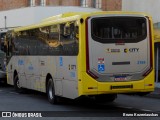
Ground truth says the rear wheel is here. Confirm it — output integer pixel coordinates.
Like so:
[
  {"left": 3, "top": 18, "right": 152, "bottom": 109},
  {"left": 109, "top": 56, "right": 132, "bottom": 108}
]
[
  {"left": 47, "top": 78, "right": 58, "bottom": 104},
  {"left": 14, "top": 74, "right": 22, "bottom": 92},
  {"left": 95, "top": 94, "right": 117, "bottom": 103}
]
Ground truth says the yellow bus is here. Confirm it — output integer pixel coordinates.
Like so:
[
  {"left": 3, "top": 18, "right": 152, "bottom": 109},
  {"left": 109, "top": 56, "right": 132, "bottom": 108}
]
[{"left": 5, "top": 12, "right": 154, "bottom": 104}]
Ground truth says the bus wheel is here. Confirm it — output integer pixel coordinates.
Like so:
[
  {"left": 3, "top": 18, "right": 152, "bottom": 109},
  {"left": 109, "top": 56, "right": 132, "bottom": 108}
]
[
  {"left": 47, "top": 78, "right": 58, "bottom": 104},
  {"left": 14, "top": 74, "right": 22, "bottom": 92},
  {"left": 95, "top": 94, "right": 117, "bottom": 103}
]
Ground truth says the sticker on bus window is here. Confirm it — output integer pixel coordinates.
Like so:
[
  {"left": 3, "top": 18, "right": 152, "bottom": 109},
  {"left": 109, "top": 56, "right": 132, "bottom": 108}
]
[{"left": 59, "top": 57, "right": 63, "bottom": 66}]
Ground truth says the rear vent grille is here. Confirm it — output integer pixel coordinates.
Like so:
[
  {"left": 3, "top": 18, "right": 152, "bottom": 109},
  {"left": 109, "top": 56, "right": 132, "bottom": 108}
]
[{"left": 111, "top": 85, "right": 133, "bottom": 90}]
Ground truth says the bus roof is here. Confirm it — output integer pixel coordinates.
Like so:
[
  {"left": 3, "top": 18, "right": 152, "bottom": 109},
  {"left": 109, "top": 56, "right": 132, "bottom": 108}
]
[
  {"left": 13, "top": 11, "right": 151, "bottom": 32},
  {"left": 41, "top": 12, "right": 87, "bottom": 22},
  {"left": 14, "top": 13, "right": 82, "bottom": 32}
]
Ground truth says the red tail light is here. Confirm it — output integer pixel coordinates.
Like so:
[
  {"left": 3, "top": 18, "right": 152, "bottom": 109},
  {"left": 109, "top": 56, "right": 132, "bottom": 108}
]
[
  {"left": 85, "top": 17, "right": 98, "bottom": 79},
  {"left": 143, "top": 17, "right": 153, "bottom": 76}
]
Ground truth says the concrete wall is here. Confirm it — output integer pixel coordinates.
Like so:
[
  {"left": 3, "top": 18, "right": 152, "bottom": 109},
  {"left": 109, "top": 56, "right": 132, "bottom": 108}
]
[
  {"left": 0, "top": 6, "right": 101, "bottom": 29},
  {"left": 122, "top": 0, "right": 160, "bottom": 23}
]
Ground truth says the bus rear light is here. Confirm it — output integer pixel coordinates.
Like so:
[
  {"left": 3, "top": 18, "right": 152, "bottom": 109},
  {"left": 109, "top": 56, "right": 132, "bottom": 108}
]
[
  {"left": 87, "top": 71, "right": 99, "bottom": 79},
  {"left": 145, "top": 84, "right": 153, "bottom": 86},
  {"left": 143, "top": 68, "right": 153, "bottom": 77},
  {"left": 143, "top": 17, "right": 153, "bottom": 77},
  {"left": 85, "top": 17, "right": 99, "bottom": 79},
  {"left": 88, "top": 87, "right": 98, "bottom": 89}
]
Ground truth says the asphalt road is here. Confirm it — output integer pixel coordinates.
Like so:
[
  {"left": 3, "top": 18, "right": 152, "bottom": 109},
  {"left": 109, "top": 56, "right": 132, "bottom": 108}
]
[{"left": 0, "top": 84, "right": 160, "bottom": 120}]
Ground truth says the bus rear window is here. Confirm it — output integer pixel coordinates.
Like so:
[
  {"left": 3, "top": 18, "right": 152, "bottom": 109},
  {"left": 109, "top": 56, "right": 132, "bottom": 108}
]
[{"left": 91, "top": 17, "right": 147, "bottom": 43}]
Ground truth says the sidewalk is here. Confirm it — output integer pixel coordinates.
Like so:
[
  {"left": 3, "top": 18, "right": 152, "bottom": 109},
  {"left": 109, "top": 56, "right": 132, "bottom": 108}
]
[{"left": 146, "top": 87, "right": 160, "bottom": 99}]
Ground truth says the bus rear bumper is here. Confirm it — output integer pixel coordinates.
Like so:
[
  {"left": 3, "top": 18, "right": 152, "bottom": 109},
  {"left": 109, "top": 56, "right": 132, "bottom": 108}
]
[{"left": 79, "top": 72, "right": 154, "bottom": 96}]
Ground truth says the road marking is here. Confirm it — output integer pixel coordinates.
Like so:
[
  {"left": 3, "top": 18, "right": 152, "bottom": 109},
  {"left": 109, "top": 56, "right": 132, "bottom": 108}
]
[
  {"left": 117, "top": 106, "right": 157, "bottom": 113},
  {"left": 117, "top": 106, "right": 133, "bottom": 109},
  {"left": 141, "top": 109, "right": 160, "bottom": 114},
  {"left": 0, "top": 89, "right": 19, "bottom": 94},
  {"left": 140, "top": 109, "right": 152, "bottom": 112},
  {"left": 9, "top": 92, "right": 19, "bottom": 94}
]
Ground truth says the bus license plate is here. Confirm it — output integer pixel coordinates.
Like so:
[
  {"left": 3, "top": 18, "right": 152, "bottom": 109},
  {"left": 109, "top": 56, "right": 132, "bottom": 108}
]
[{"left": 114, "top": 76, "right": 126, "bottom": 81}]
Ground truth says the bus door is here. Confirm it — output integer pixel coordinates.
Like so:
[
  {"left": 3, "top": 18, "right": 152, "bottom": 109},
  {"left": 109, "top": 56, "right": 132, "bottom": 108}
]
[
  {"left": 86, "top": 16, "right": 152, "bottom": 82},
  {"left": 7, "top": 32, "right": 26, "bottom": 87}
]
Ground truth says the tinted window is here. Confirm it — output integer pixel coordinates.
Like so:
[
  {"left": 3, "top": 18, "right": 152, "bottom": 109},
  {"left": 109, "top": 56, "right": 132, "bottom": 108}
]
[
  {"left": 12, "top": 21, "right": 79, "bottom": 56},
  {"left": 0, "top": 32, "right": 6, "bottom": 52},
  {"left": 60, "top": 22, "right": 79, "bottom": 55},
  {"left": 91, "top": 17, "right": 147, "bottom": 43}
]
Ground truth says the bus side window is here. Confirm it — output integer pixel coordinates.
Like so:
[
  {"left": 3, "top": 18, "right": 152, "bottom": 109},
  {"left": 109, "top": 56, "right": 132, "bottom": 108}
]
[
  {"left": 3, "top": 36, "right": 7, "bottom": 53},
  {"left": 5, "top": 34, "right": 10, "bottom": 56},
  {"left": 1, "top": 40, "right": 5, "bottom": 52},
  {"left": 60, "top": 21, "right": 79, "bottom": 55},
  {"left": 5, "top": 32, "right": 15, "bottom": 57}
]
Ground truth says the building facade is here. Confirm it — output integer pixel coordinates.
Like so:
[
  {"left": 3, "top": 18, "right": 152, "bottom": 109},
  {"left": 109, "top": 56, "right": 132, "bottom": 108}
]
[
  {"left": 0, "top": 6, "right": 101, "bottom": 29},
  {"left": 0, "top": 0, "right": 122, "bottom": 11}
]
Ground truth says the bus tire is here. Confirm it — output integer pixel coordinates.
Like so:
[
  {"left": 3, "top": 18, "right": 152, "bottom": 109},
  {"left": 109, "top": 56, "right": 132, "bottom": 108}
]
[
  {"left": 14, "top": 74, "right": 22, "bottom": 93},
  {"left": 47, "top": 78, "right": 58, "bottom": 104},
  {"left": 95, "top": 94, "right": 117, "bottom": 103}
]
